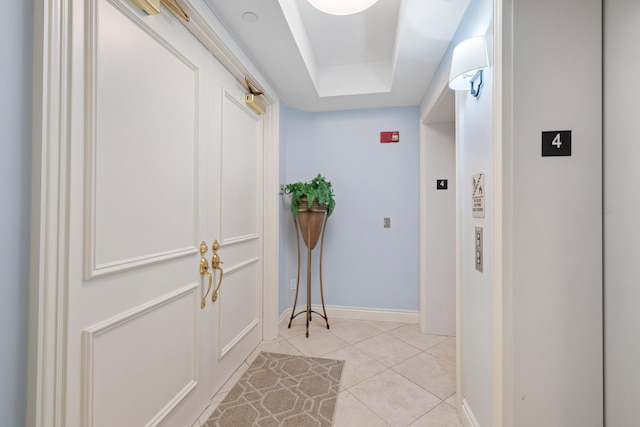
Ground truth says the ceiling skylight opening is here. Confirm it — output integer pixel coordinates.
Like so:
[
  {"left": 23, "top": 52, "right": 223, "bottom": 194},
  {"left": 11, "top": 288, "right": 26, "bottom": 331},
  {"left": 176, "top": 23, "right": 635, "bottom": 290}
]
[{"left": 307, "top": 0, "right": 379, "bottom": 16}]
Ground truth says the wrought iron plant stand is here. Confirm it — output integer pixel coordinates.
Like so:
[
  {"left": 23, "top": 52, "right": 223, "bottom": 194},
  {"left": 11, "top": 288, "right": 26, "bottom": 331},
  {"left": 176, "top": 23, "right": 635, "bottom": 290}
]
[{"left": 288, "top": 200, "right": 330, "bottom": 337}]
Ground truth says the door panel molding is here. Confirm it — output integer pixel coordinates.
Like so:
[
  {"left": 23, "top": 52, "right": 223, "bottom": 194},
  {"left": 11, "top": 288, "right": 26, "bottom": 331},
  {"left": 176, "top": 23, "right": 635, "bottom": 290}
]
[
  {"left": 223, "top": 256, "right": 260, "bottom": 276},
  {"left": 82, "top": 284, "right": 199, "bottom": 426},
  {"left": 220, "top": 88, "right": 262, "bottom": 244},
  {"left": 221, "top": 234, "right": 259, "bottom": 247},
  {"left": 84, "top": 0, "right": 201, "bottom": 279},
  {"left": 217, "top": 260, "right": 260, "bottom": 356},
  {"left": 87, "top": 248, "right": 198, "bottom": 279},
  {"left": 220, "top": 319, "right": 259, "bottom": 359}
]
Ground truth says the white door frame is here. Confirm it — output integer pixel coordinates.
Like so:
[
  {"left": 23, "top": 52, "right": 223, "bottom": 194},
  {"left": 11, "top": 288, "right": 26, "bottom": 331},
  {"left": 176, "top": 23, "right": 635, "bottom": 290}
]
[
  {"left": 27, "top": 1, "right": 279, "bottom": 426},
  {"left": 418, "top": 80, "right": 457, "bottom": 337},
  {"left": 418, "top": 76, "right": 464, "bottom": 418},
  {"left": 492, "top": 0, "right": 505, "bottom": 425}
]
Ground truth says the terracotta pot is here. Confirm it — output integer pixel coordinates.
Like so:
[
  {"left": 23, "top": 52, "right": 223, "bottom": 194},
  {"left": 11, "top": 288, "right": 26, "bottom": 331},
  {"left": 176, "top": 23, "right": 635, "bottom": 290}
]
[{"left": 297, "top": 197, "right": 327, "bottom": 250}]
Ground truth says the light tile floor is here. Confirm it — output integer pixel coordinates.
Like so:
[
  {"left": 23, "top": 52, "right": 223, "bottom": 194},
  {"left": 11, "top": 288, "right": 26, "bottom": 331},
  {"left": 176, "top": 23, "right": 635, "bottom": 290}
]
[{"left": 195, "top": 318, "right": 462, "bottom": 427}]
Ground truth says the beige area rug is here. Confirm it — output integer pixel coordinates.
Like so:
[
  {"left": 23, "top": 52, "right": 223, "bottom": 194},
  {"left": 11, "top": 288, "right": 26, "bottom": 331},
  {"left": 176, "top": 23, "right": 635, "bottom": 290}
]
[{"left": 205, "top": 352, "right": 345, "bottom": 427}]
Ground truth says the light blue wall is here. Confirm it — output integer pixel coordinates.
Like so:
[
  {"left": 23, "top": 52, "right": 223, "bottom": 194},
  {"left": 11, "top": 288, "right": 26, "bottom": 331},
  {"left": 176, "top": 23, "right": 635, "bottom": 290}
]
[
  {"left": 0, "top": 0, "right": 33, "bottom": 425},
  {"left": 279, "top": 105, "right": 420, "bottom": 314}
]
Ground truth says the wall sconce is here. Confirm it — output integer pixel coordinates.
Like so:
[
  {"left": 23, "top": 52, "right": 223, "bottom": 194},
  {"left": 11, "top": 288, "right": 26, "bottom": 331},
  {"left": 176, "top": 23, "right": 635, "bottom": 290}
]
[{"left": 449, "top": 36, "right": 488, "bottom": 97}]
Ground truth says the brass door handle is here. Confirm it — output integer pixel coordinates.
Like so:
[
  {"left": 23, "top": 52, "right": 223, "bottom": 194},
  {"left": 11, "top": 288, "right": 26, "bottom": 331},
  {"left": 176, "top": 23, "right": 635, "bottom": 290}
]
[
  {"left": 211, "top": 240, "right": 224, "bottom": 302},
  {"left": 211, "top": 267, "right": 223, "bottom": 302},
  {"left": 199, "top": 241, "right": 213, "bottom": 309},
  {"left": 199, "top": 256, "right": 213, "bottom": 309},
  {"left": 198, "top": 240, "right": 224, "bottom": 307}
]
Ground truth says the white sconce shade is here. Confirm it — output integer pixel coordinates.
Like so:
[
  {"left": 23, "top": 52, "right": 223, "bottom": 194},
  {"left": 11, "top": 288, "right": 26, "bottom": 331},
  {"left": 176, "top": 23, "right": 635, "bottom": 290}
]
[
  {"left": 308, "top": 0, "right": 379, "bottom": 15},
  {"left": 449, "top": 36, "right": 489, "bottom": 96}
]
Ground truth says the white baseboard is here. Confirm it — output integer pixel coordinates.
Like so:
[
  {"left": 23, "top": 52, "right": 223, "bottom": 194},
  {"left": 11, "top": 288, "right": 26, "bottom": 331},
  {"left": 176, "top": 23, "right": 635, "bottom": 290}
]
[
  {"left": 461, "top": 398, "right": 481, "bottom": 427},
  {"left": 278, "top": 310, "right": 291, "bottom": 324},
  {"left": 279, "top": 305, "right": 419, "bottom": 325}
]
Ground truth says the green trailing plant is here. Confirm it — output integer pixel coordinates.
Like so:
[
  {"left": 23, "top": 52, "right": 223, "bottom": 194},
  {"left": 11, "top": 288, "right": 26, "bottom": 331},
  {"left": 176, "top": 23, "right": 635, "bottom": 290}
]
[{"left": 284, "top": 174, "right": 336, "bottom": 219}]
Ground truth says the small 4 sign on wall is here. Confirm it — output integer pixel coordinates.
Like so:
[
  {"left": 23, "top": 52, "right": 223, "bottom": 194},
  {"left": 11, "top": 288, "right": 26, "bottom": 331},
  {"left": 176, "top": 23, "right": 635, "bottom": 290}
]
[{"left": 542, "top": 130, "right": 572, "bottom": 156}]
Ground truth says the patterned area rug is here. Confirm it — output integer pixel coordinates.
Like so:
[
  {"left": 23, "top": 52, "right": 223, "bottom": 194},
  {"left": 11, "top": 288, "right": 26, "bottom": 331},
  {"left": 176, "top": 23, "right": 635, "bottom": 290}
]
[{"left": 205, "top": 352, "right": 345, "bottom": 427}]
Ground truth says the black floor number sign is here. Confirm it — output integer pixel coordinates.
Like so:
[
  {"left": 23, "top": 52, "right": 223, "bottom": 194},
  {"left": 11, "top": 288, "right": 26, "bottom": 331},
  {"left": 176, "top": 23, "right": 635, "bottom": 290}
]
[{"left": 542, "top": 130, "right": 571, "bottom": 156}]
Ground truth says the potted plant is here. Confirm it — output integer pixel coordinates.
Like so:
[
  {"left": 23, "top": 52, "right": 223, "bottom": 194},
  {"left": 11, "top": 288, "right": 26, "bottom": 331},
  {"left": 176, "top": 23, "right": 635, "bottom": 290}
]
[
  {"left": 284, "top": 173, "right": 335, "bottom": 250},
  {"left": 284, "top": 173, "right": 336, "bottom": 220}
]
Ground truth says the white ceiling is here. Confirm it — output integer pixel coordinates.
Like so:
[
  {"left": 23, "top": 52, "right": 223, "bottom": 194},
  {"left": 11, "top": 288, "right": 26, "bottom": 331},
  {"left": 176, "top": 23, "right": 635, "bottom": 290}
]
[{"left": 202, "top": 0, "right": 469, "bottom": 112}]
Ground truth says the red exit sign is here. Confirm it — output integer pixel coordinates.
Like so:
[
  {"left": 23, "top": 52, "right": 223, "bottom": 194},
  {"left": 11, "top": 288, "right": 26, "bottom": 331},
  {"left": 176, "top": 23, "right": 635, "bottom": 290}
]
[{"left": 380, "top": 131, "right": 399, "bottom": 143}]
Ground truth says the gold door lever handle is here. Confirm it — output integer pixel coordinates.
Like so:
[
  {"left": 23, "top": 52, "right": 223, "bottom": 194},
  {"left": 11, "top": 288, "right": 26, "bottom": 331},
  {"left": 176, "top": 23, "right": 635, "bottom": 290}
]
[
  {"left": 199, "top": 240, "right": 213, "bottom": 309},
  {"left": 211, "top": 240, "right": 224, "bottom": 302},
  {"left": 211, "top": 267, "right": 223, "bottom": 302},
  {"left": 200, "top": 257, "right": 213, "bottom": 309}
]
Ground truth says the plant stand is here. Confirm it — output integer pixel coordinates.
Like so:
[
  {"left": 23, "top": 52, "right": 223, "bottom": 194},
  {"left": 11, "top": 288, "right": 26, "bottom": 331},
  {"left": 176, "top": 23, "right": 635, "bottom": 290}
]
[{"left": 288, "top": 206, "right": 330, "bottom": 338}]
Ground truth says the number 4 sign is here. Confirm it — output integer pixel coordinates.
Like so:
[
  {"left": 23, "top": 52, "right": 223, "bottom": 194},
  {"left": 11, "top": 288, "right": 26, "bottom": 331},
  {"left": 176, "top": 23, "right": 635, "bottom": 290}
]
[{"left": 542, "top": 130, "right": 571, "bottom": 156}]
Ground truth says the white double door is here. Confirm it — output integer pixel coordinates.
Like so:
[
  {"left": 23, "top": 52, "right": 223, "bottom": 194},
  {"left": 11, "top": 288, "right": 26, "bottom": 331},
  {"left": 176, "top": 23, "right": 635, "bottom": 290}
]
[{"left": 61, "top": 1, "right": 263, "bottom": 425}]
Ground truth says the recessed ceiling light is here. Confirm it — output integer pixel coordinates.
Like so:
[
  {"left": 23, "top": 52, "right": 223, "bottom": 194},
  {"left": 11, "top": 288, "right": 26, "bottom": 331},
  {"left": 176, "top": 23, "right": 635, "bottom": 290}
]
[
  {"left": 308, "top": 0, "right": 379, "bottom": 15},
  {"left": 242, "top": 12, "right": 259, "bottom": 23}
]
